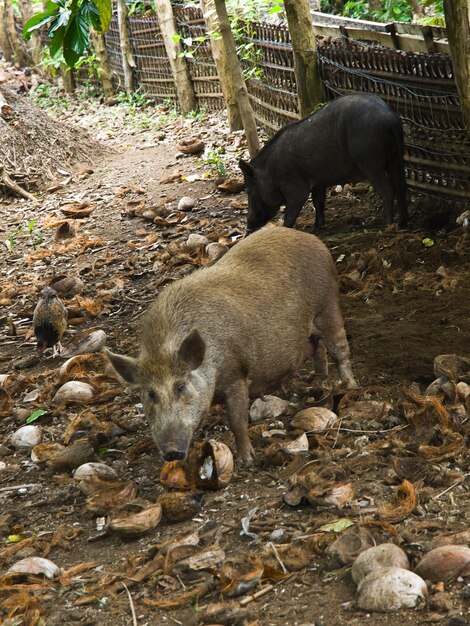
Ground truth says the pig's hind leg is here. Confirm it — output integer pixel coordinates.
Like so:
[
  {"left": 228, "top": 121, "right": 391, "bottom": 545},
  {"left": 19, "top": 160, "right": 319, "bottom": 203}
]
[
  {"left": 314, "top": 303, "right": 358, "bottom": 390},
  {"left": 225, "top": 379, "right": 255, "bottom": 466},
  {"left": 311, "top": 187, "right": 327, "bottom": 229}
]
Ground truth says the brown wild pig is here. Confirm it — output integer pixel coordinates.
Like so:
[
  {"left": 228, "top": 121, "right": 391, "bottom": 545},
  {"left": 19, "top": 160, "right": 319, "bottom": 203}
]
[{"left": 106, "top": 227, "right": 357, "bottom": 466}]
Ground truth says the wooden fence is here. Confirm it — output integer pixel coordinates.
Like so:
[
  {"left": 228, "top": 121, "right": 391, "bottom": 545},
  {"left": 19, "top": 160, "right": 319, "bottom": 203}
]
[{"left": 82, "top": 8, "right": 469, "bottom": 202}]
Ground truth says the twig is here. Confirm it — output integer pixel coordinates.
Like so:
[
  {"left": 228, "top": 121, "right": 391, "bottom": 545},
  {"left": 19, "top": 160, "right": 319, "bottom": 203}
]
[
  {"left": 0, "top": 483, "right": 42, "bottom": 493},
  {"left": 122, "top": 582, "right": 138, "bottom": 626},
  {"left": 268, "top": 541, "right": 287, "bottom": 574},
  {"left": 240, "top": 572, "right": 296, "bottom": 606},
  {"left": 432, "top": 472, "right": 469, "bottom": 500},
  {"left": 0, "top": 165, "right": 38, "bottom": 202}
]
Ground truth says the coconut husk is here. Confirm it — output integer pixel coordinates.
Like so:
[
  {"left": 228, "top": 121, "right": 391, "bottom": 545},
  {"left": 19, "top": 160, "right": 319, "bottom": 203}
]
[{"left": 379, "top": 479, "right": 416, "bottom": 524}]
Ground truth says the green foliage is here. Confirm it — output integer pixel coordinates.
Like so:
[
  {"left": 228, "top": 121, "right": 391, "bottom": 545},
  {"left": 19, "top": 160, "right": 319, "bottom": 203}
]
[
  {"left": 339, "top": 0, "right": 412, "bottom": 22},
  {"left": 117, "top": 88, "right": 155, "bottom": 110},
  {"left": 23, "top": 0, "right": 112, "bottom": 67},
  {"left": 4, "top": 220, "right": 43, "bottom": 253},
  {"left": 202, "top": 148, "right": 226, "bottom": 177},
  {"left": 30, "top": 82, "right": 70, "bottom": 110},
  {"left": 26, "top": 409, "right": 47, "bottom": 424}
]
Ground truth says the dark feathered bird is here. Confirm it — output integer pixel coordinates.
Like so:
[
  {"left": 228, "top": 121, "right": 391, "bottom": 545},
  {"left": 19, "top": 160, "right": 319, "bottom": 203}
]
[{"left": 33, "top": 286, "right": 68, "bottom": 357}]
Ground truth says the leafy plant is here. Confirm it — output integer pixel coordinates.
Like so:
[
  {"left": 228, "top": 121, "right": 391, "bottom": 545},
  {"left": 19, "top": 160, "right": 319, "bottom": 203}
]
[
  {"left": 117, "top": 88, "right": 154, "bottom": 110},
  {"left": 26, "top": 409, "right": 47, "bottom": 424},
  {"left": 23, "top": 0, "right": 112, "bottom": 67},
  {"left": 27, "top": 219, "right": 43, "bottom": 248},
  {"left": 202, "top": 148, "right": 226, "bottom": 177}
]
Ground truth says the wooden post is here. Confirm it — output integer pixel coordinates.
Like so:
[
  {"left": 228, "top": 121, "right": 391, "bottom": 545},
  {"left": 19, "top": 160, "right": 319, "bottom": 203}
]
[
  {"left": 0, "top": 2, "right": 14, "bottom": 61},
  {"left": 154, "top": 0, "right": 196, "bottom": 114},
  {"left": 91, "top": 29, "right": 115, "bottom": 98},
  {"left": 4, "top": 0, "right": 31, "bottom": 67},
  {"left": 213, "top": 0, "right": 259, "bottom": 157},
  {"left": 116, "top": 0, "right": 135, "bottom": 93},
  {"left": 201, "top": 0, "right": 242, "bottom": 131},
  {"left": 284, "top": 0, "right": 324, "bottom": 118},
  {"left": 444, "top": 0, "right": 470, "bottom": 131}
]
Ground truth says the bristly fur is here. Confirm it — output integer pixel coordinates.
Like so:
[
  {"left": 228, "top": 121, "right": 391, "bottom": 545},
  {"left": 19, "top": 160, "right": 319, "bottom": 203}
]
[{"left": 33, "top": 286, "right": 68, "bottom": 351}]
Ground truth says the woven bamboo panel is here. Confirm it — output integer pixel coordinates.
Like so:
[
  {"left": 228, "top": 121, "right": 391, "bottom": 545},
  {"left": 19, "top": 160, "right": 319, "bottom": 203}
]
[{"left": 174, "top": 5, "right": 223, "bottom": 112}]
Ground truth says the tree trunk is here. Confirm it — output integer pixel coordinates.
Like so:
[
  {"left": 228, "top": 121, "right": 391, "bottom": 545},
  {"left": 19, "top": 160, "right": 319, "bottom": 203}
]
[
  {"left": 213, "top": 0, "right": 259, "bottom": 157},
  {"left": 116, "top": 0, "right": 135, "bottom": 93},
  {"left": 18, "top": 0, "right": 42, "bottom": 66},
  {"left": 90, "top": 29, "right": 115, "bottom": 97},
  {"left": 444, "top": 0, "right": 470, "bottom": 131},
  {"left": 284, "top": 0, "right": 324, "bottom": 118},
  {"left": 408, "top": 0, "right": 425, "bottom": 21},
  {"left": 368, "top": 0, "right": 382, "bottom": 15},
  {"left": 201, "top": 0, "right": 242, "bottom": 130},
  {"left": 60, "top": 66, "right": 75, "bottom": 93},
  {"left": 154, "top": 0, "right": 196, "bottom": 114},
  {"left": 4, "top": 0, "right": 31, "bottom": 67},
  {"left": 0, "top": 2, "right": 14, "bottom": 62}
]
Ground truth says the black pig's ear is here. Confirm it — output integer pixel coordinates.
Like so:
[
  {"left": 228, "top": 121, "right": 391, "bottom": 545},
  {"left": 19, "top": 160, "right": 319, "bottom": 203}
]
[
  {"left": 239, "top": 159, "right": 254, "bottom": 179},
  {"left": 178, "top": 329, "right": 205, "bottom": 370},
  {"left": 104, "top": 349, "right": 139, "bottom": 384}
]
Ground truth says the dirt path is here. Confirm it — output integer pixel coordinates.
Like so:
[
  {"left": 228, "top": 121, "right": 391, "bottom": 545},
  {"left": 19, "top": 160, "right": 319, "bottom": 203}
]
[{"left": 0, "top": 97, "right": 469, "bottom": 626}]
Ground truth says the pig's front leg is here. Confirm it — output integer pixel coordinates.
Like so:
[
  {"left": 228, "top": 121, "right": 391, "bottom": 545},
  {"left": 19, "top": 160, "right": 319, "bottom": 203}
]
[{"left": 225, "top": 379, "right": 254, "bottom": 466}]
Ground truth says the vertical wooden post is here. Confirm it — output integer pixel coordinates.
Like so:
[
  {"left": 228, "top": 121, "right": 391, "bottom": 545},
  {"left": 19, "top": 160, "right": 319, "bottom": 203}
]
[
  {"left": 201, "top": 0, "right": 242, "bottom": 131},
  {"left": 154, "top": 0, "right": 196, "bottom": 114},
  {"left": 91, "top": 29, "right": 115, "bottom": 97},
  {"left": 116, "top": 0, "right": 135, "bottom": 93},
  {"left": 4, "top": 0, "right": 31, "bottom": 66},
  {"left": 444, "top": 0, "right": 470, "bottom": 131},
  {"left": 284, "top": 0, "right": 324, "bottom": 118},
  {"left": 213, "top": 0, "right": 259, "bottom": 157},
  {"left": 0, "top": 2, "right": 14, "bottom": 61}
]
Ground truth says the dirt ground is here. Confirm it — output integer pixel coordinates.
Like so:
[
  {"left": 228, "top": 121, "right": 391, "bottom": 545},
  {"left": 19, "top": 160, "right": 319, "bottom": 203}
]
[{"left": 0, "top": 87, "right": 469, "bottom": 626}]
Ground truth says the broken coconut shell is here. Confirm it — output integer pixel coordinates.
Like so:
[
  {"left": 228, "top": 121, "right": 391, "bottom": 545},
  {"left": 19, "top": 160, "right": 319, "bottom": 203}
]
[
  {"left": 7, "top": 557, "right": 60, "bottom": 580},
  {"left": 0, "top": 387, "right": 13, "bottom": 417},
  {"left": 434, "top": 354, "right": 470, "bottom": 383},
  {"left": 61, "top": 201, "right": 96, "bottom": 218},
  {"left": 55, "top": 221, "right": 76, "bottom": 241},
  {"left": 357, "top": 567, "right": 427, "bottom": 612},
  {"left": 158, "top": 491, "right": 203, "bottom": 522},
  {"left": 62, "top": 328, "right": 107, "bottom": 357},
  {"left": 220, "top": 558, "right": 264, "bottom": 598},
  {"left": 177, "top": 196, "right": 196, "bottom": 212},
  {"left": 264, "top": 432, "right": 309, "bottom": 466},
  {"left": 217, "top": 177, "right": 245, "bottom": 193},
  {"left": 249, "top": 395, "right": 289, "bottom": 423},
  {"left": 177, "top": 138, "right": 205, "bottom": 155},
  {"left": 188, "top": 440, "right": 234, "bottom": 490},
  {"left": 160, "top": 459, "right": 191, "bottom": 490},
  {"left": 85, "top": 480, "right": 138, "bottom": 515},
  {"left": 107, "top": 503, "right": 162, "bottom": 538},
  {"left": 291, "top": 407, "right": 338, "bottom": 432},
  {"left": 43, "top": 440, "right": 95, "bottom": 471},
  {"left": 205, "top": 242, "right": 229, "bottom": 262},
  {"left": 352, "top": 544, "right": 410, "bottom": 584},
  {"left": 31, "top": 442, "right": 65, "bottom": 463},
  {"left": 414, "top": 545, "right": 470, "bottom": 582}
]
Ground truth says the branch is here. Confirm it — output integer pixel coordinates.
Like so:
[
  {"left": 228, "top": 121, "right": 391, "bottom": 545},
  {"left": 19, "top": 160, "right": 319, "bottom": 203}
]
[{"left": 0, "top": 165, "right": 38, "bottom": 202}]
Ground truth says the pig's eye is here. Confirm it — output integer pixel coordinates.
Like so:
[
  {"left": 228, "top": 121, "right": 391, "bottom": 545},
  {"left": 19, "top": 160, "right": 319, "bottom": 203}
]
[
  {"left": 147, "top": 389, "right": 158, "bottom": 402},
  {"left": 174, "top": 381, "right": 187, "bottom": 397}
]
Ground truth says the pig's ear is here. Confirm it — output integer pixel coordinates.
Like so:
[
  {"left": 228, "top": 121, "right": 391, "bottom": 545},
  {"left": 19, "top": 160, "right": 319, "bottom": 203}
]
[
  {"left": 104, "top": 349, "right": 139, "bottom": 384},
  {"left": 239, "top": 159, "right": 254, "bottom": 179},
  {"left": 178, "top": 329, "right": 205, "bottom": 370}
]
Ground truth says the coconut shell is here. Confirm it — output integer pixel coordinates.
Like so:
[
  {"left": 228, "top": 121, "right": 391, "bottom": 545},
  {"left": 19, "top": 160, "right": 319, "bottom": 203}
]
[
  {"left": 108, "top": 503, "right": 162, "bottom": 537},
  {"left": 415, "top": 545, "right": 470, "bottom": 582},
  {"left": 187, "top": 440, "right": 234, "bottom": 490},
  {"left": 158, "top": 491, "right": 203, "bottom": 522},
  {"left": 357, "top": 567, "right": 427, "bottom": 612},
  {"left": 291, "top": 407, "right": 338, "bottom": 432},
  {"left": 159, "top": 460, "right": 191, "bottom": 490},
  {"left": 177, "top": 138, "right": 205, "bottom": 155},
  {"left": 352, "top": 544, "right": 410, "bottom": 584}
]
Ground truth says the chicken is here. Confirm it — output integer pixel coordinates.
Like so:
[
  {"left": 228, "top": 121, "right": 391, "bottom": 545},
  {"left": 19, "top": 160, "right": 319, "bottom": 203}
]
[{"left": 33, "top": 286, "right": 68, "bottom": 357}]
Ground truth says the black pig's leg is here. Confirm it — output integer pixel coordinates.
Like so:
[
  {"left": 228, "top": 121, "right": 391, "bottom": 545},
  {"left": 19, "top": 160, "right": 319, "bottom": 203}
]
[
  {"left": 366, "top": 171, "right": 395, "bottom": 226},
  {"left": 283, "top": 188, "right": 310, "bottom": 228},
  {"left": 225, "top": 379, "right": 254, "bottom": 466},
  {"left": 312, "top": 187, "right": 327, "bottom": 229}
]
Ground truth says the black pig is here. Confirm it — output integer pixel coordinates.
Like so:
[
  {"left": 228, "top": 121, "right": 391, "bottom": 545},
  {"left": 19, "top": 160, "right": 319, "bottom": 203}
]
[{"left": 239, "top": 93, "right": 407, "bottom": 232}]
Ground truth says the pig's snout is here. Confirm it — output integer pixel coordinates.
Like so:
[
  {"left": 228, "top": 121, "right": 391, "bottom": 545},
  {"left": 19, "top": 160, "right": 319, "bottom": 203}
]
[{"left": 163, "top": 450, "right": 186, "bottom": 462}]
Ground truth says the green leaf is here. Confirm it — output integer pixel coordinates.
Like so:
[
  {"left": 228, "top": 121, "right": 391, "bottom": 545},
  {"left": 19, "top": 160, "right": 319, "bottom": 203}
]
[
  {"left": 97, "top": 447, "right": 109, "bottom": 457},
  {"left": 422, "top": 238, "right": 434, "bottom": 247},
  {"left": 50, "top": 26, "right": 66, "bottom": 57},
  {"left": 48, "top": 9, "right": 71, "bottom": 35},
  {"left": 269, "top": 5, "right": 283, "bottom": 13},
  {"left": 23, "top": 13, "right": 54, "bottom": 40},
  {"left": 82, "top": 0, "right": 102, "bottom": 32},
  {"left": 172, "top": 33, "right": 181, "bottom": 43},
  {"left": 92, "top": 0, "right": 112, "bottom": 31},
  {"left": 26, "top": 409, "right": 47, "bottom": 424},
  {"left": 316, "top": 518, "right": 355, "bottom": 533}
]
